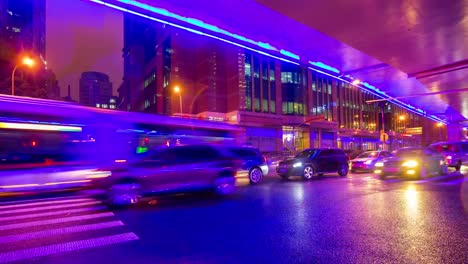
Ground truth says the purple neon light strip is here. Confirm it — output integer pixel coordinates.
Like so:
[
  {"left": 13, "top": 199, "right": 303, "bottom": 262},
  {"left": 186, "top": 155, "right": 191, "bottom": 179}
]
[{"left": 90, "top": 0, "right": 445, "bottom": 124}]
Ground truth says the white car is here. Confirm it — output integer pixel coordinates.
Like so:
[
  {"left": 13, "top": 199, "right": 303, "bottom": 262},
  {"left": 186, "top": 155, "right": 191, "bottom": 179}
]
[{"left": 351, "top": 151, "right": 391, "bottom": 172}]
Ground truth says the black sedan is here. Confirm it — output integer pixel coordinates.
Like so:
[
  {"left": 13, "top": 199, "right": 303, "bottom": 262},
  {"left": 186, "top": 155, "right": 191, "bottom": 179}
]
[{"left": 277, "top": 148, "right": 350, "bottom": 180}]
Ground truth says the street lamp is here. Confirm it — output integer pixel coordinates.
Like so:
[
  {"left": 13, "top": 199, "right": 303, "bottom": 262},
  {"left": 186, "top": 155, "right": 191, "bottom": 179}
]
[
  {"left": 11, "top": 56, "right": 36, "bottom": 96},
  {"left": 437, "top": 122, "right": 444, "bottom": 141},
  {"left": 174, "top": 86, "right": 183, "bottom": 114}
]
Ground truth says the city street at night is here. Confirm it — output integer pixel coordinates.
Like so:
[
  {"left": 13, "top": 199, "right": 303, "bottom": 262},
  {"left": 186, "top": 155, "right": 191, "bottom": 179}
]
[{"left": 0, "top": 169, "right": 466, "bottom": 264}]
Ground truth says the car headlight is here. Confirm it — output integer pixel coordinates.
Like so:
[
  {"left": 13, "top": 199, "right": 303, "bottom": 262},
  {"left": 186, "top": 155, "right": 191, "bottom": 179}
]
[
  {"left": 402, "top": 160, "right": 418, "bottom": 168},
  {"left": 293, "top": 162, "right": 302, "bottom": 168},
  {"left": 364, "top": 160, "right": 373, "bottom": 165},
  {"left": 375, "top": 162, "right": 384, "bottom": 167}
]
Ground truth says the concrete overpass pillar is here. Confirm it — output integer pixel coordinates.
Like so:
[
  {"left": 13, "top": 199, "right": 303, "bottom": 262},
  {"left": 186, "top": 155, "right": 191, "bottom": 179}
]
[{"left": 447, "top": 123, "right": 462, "bottom": 141}]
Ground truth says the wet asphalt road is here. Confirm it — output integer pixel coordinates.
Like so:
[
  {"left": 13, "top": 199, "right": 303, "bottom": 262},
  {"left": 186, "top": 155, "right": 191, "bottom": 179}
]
[{"left": 0, "top": 169, "right": 467, "bottom": 264}]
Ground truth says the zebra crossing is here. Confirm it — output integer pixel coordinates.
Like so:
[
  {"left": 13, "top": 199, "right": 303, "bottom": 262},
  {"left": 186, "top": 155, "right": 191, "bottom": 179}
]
[{"left": 0, "top": 195, "right": 138, "bottom": 263}]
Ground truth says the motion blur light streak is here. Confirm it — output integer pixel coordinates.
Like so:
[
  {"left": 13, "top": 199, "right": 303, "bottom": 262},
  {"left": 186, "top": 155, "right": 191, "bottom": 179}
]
[
  {"left": 0, "top": 122, "right": 82, "bottom": 132},
  {"left": 43, "top": 180, "right": 92, "bottom": 186},
  {"left": 0, "top": 184, "right": 40, "bottom": 189}
]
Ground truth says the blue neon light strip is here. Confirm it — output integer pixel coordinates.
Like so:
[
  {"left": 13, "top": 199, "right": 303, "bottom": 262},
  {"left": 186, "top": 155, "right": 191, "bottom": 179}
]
[
  {"left": 309, "top": 67, "right": 445, "bottom": 123},
  {"left": 309, "top": 61, "right": 340, "bottom": 74},
  {"left": 280, "top": 50, "right": 300, "bottom": 60},
  {"left": 91, "top": 0, "right": 445, "bottom": 124}
]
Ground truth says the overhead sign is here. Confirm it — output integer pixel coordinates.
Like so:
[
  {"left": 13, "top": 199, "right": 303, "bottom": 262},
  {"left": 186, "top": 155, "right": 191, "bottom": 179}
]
[{"left": 405, "top": 127, "right": 423, "bottom": 135}]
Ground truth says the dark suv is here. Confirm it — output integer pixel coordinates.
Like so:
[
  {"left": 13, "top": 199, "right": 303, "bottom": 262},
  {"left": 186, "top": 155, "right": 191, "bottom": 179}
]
[
  {"left": 276, "top": 148, "right": 350, "bottom": 179},
  {"left": 226, "top": 146, "right": 268, "bottom": 184},
  {"left": 429, "top": 141, "right": 468, "bottom": 171},
  {"left": 99, "top": 144, "right": 238, "bottom": 206}
]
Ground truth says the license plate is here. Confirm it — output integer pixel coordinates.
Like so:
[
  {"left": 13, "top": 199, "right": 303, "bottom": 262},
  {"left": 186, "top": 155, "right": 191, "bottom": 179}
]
[{"left": 387, "top": 168, "right": 398, "bottom": 173}]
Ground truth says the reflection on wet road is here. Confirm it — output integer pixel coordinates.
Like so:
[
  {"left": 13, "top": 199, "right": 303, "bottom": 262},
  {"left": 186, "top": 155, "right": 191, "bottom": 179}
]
[{"left": 1, "top": 170, "right": 467, "bottom": 263}]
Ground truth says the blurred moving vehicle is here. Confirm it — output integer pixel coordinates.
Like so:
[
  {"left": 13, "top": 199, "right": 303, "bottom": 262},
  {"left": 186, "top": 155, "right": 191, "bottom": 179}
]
[
  {"left": 276, "top": 148, "right": 350, "bottom": 180},
  {"left": 225, "top": 147, "right": 268, "bottom": 184},
  {"left": 98, "top": 144, "right": 238, "bottom": 206},
  {"left": 374, "top": 147, "right": 447, "bottom": 180},
  {"left": 429, "top": 141, "right": 468, "bottom": 171},
  {"left": 0, "top": 163, "right": 110, "bottom": 196},
  {"left": 351, "top": 150, "right": 391, "bottom": 172}
]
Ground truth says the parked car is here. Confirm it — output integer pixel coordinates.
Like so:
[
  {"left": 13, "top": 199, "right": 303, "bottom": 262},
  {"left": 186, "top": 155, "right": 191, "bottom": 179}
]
[
  {"left": 351, "top": 150, "right": 391, "bottom": 172},
  {"left": 97, "top": 144, "right": 238, "bottom": 206},
  {"left": 276, "top": 148, "right": 350, "bottom": 180},
  {"left": 374, "top": 147, "right": 447, "bottom": 180},
  {"left": 225, "top": 146, "right": 268, "bottom": 184},
  {"left": 429, "top": 141, "right": 468, "bottom": 171}
]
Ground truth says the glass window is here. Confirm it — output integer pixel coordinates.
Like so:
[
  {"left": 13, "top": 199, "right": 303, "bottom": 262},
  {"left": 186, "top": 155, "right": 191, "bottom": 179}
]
[
  {"left": 281, "top": 63, "right": 304, "bottom": 115},
  {"left": 245, "top": 52, "right": 252, "bottom": 111},
  {"left": 253, "top": 55, "right": 261, "bottom": 112}
]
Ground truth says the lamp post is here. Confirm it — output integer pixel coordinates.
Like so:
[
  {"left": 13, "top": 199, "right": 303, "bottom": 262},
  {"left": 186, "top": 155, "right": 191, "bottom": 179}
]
[
  {"left": 11, "top": 56, "right": 35, "bottom": 96},
  {"left": 437, "top": 122, "right": 443, "bottom": 141},
  {"left": 174, "top": 86, "right": 183, "bottom": 114}
]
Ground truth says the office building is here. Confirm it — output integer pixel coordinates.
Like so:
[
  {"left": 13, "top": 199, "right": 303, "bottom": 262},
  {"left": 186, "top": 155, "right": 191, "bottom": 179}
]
[
  {"left": 79, "top": 71, "right": 113, "bottom": 108},
  {"left": 121, "top": 14, "right": 426, "bottom": 152}
]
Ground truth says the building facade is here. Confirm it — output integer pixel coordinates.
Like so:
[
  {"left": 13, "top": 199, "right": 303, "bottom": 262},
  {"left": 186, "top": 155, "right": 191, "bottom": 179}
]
[
  {"left": 0, "top": 0, "right": 45, "bottom": 57},
  {"left": 79, "top": 71, "right": 114, "bottom": 109},
  {"left": 121, "top": 14, "right": 433, "bottom": 153}
]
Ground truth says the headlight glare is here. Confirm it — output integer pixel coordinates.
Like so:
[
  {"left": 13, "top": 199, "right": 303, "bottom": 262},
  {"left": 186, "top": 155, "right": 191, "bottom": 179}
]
[
  {"left": 402, "top": 160, "right": 418, "bottom": 168},
  {"left": 293, "top": 162, "right": 302, "bottom": 168},
  {"left": 375, "top": 162, "right": 384, "bottom": 167}
]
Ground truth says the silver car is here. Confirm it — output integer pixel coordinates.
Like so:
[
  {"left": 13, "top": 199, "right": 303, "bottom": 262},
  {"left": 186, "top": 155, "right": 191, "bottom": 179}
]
[{"left": 351, "top": 151, "right": 391, "bottom": 172}]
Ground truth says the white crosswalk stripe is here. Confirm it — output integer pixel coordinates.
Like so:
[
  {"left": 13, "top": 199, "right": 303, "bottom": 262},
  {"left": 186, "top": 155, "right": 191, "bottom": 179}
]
[
  {"left": 0, "top": 195, "right": 139, "bottom": 263},
  {"left": 0, "top": 200, "right": 102, "bottom": 216}
]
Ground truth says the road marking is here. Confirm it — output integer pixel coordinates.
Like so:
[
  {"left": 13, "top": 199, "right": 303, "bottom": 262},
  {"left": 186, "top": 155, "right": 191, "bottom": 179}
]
[
  {"left": 0, "top": 221, "right": 124, "bottom": 244},
  {"left": 0, "top": 206, "right": 107, "bottom": 222},
  {"left": 0, "top": 212, "right": 114, "bottom": 231},
  {"left": 0, "top": 232, "right": 139, "bottom": 263},
  {"left": 0, "top": 201, "right": 101, "bottom": 216},
  {"left": 0, "top": 197, "right": 95, "bottom": 210}
]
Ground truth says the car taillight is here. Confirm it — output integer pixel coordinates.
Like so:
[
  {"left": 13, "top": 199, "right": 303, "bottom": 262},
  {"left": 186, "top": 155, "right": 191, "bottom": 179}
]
[
  {"left": 262, "top": 155, "right": 267, "bottom": 163},
  {"left": 446, "top": 155, "right": 452, "bottom": 163}
]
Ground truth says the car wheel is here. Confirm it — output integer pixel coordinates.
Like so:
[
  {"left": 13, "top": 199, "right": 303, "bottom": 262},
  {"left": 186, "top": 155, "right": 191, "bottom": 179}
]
[
  {"left": 338, "top": 164, "right": 349, "bottom": 177},
  {"left": 455, "top": 161, "right": 462, "bottom": 171},
  {"left": 108, "top": 180, "right": 141, "bottom": 207},
  {"left": 303, "top": 165, "right": 315, "bottom": 180},
  {"left": 249, "top": 167, "right": 263, "bottom": 184}
]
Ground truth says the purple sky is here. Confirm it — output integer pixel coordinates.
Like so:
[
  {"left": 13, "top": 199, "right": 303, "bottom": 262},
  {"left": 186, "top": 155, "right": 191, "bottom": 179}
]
[{"left": 46, "top": 0, "right": 123, "bottom": 100}]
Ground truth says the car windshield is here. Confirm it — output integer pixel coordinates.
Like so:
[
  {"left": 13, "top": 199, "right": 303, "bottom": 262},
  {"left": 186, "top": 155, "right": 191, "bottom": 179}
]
[
  {"left": 356, "top": 151, "right": 378, "bottom": 159},
  {"left": 392, "top": 148, "right": 423, "bottom": 157},
  {"left": 295, "top": 149, "right": 319, "bottom": 159}
]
